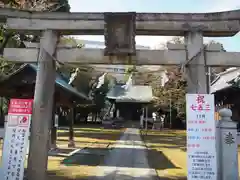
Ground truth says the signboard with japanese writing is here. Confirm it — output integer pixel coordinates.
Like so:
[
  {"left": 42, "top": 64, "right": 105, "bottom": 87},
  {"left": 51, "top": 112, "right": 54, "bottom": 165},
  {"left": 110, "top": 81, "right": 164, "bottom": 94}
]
[
  {"left": 186, "top": 94, "right": 217, "bottom": 180},
  {"left": 1, "top": 99, "right": 33, "bottom": 180}
]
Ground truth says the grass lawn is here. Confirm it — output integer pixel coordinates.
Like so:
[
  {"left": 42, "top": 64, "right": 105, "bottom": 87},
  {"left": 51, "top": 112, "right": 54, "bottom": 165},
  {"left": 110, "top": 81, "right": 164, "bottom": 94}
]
[
  {"left": 141, "top": 129, "right": 240, "bottom": 180},
  {"left": 46, "top": 126, "right": 124, "bottom": 179},
  {"left": 0, "top": 125, "right": 125, "bottom": 180},
  {"left": 141, "top": 129, "right": 187, "bottom": 180}
]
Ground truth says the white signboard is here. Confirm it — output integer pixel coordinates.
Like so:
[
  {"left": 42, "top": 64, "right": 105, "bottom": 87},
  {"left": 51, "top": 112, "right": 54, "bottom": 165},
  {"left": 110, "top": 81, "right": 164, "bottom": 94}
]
[
  {"left": 1, "top": 99, "right": 33, "bottom": 180},
  {"left": 186, "top": 94, "right": 217, "bottom": 180}
]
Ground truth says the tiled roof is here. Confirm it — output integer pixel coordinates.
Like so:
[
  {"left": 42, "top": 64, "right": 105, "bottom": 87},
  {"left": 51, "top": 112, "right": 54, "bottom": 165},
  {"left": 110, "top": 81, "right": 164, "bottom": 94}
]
[
  {"left": 107, "top": 85, "right": 153, "bottom": 103},
  {"left": 211, "top": 68, "right": 240, "bottom": 93},
  {"left": 2, "top": 64, "right": 90, "bottom": 101},
  {"left": 29, "top": 64, "right": 90, "bottom": 101}
]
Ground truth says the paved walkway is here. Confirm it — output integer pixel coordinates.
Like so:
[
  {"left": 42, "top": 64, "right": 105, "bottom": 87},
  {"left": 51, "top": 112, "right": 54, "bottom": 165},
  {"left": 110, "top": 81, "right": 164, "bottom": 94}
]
[{"left": 94, "top": 128, "right": 158, "bottom": 180}]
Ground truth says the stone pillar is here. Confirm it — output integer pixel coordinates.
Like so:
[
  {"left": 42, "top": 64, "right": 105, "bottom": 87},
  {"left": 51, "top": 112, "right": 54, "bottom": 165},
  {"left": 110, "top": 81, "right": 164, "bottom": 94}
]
[
  {"left": 218, "top": 108, "right": 238, "bottom": 180},
  {"left": 184, "top": 32, "right": 207, "bottom": 94},
  {"left": 68, "top": 108, "right": 75, "bottom": 148},
  {"left": 27, "top": 30, "right": 58, "bottom": 180}
]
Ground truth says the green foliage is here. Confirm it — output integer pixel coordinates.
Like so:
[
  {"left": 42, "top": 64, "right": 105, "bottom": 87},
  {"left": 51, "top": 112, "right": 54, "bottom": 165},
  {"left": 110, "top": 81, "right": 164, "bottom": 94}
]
[
  {"left": 54, "top": 0, "right": 70, "bottom": 12},
  {"left": 59, "top": 36, "right": 84, "bottom": 48},
  {"left": 58, "top": 35, "right": 114, "bottom": 111},
  {"left": 0, "top": 0, "right": 20, "bottom": 7},
  {"left": 0, "top": 24, "right": 21, "bottom": 79},
  {"left": 124, "top": 65, "right": 136, "bottom": 82},
  {"left": 0, "top": 0, "right": 72, "bottom": 77},
  {"left": 138, "top": 66, "right": 187, "bottom": 115},
  {"left": 152, "top": 37, "right": 227, "bottom": 120},
  {"left": 0, "top": 0, "right": 72, "bottom": 119}
]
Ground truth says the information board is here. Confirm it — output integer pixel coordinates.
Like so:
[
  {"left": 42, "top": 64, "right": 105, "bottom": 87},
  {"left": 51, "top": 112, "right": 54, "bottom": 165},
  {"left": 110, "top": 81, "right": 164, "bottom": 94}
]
[
  {"left": 186, "top": 94, "right": 217, "bottom": 180},
  {"left": 1, "top": 99, "right": 33, "bottom": 180}
]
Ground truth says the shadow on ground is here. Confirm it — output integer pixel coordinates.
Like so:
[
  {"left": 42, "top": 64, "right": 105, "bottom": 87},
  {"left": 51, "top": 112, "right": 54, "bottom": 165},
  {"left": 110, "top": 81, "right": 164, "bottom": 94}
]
[
  {"left": 47, "top": 170, "right": 187, "bottom": 180},
  {"left": 58, "top": 147, "right": 179, "bottom": 170},
  {"left": 47, "top": 170, "right": 158, "bottom": 180}
]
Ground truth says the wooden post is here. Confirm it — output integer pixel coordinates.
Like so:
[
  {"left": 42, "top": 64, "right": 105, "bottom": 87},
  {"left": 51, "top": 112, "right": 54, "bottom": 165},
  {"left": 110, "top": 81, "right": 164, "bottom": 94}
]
[
  {"left": 50, "top": 99, "right": 57, "bottom": 149},
  {"left": 140, "top": 107, "right": 144, "bottom": 128},
  {"left": 145, "top": 106, "right": 148, "bottom": 130},
  {"left": 68, "top": 107, "right": 75, "bottom": 147},
  {"left": 27, "top": 30, "right": 58, "bottom": 180}
]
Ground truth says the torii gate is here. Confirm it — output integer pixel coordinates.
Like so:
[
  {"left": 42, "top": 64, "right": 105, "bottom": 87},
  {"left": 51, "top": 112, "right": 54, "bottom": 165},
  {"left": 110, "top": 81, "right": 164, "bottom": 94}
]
[{"left": 1, "top": 8, "right": 240, "bottom": 180}]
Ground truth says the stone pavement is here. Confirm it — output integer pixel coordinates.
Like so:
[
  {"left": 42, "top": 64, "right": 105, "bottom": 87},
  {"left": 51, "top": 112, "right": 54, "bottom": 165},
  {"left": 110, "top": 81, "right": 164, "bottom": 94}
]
[{"left": 94, "top": 128, "right": 158, "bottom": 180}]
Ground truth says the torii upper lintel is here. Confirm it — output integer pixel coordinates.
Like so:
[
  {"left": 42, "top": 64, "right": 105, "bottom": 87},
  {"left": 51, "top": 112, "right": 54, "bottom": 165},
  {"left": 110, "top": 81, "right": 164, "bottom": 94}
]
[{"left": 0, "top": 8, "right": 240, "bottom": 36}]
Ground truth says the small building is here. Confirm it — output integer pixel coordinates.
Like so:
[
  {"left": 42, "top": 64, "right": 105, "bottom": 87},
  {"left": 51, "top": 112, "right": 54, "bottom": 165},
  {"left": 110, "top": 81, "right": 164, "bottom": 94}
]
[
  {"left": 106, "top": 85, "right": 153, "bottom": 121},
  {"left": 0, "top": 63, "right": 91, "bottom": 147},
  {"left": 0, "top": 63, "right": 91, "bottom": 127},
  {"left": 211, "top": 67, "right": 240, "bottom": 121},
  {"left": 0, "top": 64, "right": 90, "bottom": 105}
]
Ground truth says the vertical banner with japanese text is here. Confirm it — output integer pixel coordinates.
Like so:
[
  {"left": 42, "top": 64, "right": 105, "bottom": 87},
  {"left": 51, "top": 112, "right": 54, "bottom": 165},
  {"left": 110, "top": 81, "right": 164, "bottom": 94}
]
[
  {"left": 186, "top": 94, "right": 217, "bottom": 180},
  {"left": 1, "top": 99, "right": 33, "bottom": 180}
]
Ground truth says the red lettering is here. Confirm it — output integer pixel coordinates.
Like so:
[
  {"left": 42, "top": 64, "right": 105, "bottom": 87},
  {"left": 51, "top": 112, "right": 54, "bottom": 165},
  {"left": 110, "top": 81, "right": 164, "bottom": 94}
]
[
  {"left": 191, "top": 104, "right": 197, "bottom": 111},
  {"left": 197, "top": 104, "right": 203, "bottom": 111},
  {"left": 196, "top": 95, "right": 205, "bottom": 104},
  {"left": 205, "top": 104, "right": 210, "bottom": 111}
]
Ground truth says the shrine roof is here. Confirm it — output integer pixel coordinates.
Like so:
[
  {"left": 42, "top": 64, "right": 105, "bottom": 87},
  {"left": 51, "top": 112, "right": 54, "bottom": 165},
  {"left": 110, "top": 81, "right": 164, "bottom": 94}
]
[
  {"left": 0, "top": 64, "right": 90, "bottom": 101},
  {"left": 210, "top": 68, "right": 240, "bottom": 93},
  {"left": 107, "top": 85, "right": 153, "bottom": 103}
]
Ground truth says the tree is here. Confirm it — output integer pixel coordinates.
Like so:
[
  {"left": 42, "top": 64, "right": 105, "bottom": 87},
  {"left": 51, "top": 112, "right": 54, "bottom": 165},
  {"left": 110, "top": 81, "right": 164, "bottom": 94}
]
[
  {"left": 136, "top": 37, "right": 227, "bottom": 128},
  {"left": 59, "top": 36, "right": 84, "bottom": 48},
  {"left": 57, "top": 36, "right": 116, "bottom": 121},
  {"left": 0, "top": 0, "right": 70, "bottom": 11},
  {"left": 0, "top": 1, "right": 72, "bottom": 78},
  {"left": 0, "top": 0, "right": 71, "bottom": 75},
  {"left": 0, "top": 0, "right": 71, "bottom": 121}
]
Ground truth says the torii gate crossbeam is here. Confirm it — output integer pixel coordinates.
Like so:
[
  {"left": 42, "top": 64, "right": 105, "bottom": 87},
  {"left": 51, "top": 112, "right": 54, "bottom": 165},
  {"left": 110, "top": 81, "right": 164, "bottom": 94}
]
[
  {"left": 4, "top": 44, "right": 240, "bottom": 66},
  {"left": 1, "top": 8, "right": 240, "bottom": 36}
]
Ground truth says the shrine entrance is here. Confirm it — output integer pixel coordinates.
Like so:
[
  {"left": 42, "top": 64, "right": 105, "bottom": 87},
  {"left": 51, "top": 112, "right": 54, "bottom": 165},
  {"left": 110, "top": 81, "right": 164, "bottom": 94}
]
[{"left": 0, "top": 8, "right": 240, "bottom": 180}]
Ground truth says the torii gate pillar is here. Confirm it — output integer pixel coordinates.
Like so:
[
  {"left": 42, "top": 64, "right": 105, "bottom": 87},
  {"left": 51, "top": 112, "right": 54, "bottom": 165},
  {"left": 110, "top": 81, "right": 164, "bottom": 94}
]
[
  {"left": 27, "top": 30, "right": 58, "bottom": 180},
  {"left": 184, "top": 32, "right": 208, "bottom": 94}
]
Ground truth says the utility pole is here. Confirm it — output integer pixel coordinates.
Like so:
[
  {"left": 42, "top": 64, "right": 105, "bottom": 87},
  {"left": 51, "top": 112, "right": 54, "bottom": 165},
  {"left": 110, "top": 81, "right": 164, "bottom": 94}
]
[{"left": 27, "top": 30, "right": 58, "bottom": 180}]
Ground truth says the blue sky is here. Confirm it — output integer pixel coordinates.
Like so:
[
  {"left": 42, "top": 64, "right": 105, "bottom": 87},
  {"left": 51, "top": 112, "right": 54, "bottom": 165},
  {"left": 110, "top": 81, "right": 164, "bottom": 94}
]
[{"left": 69, "top": 0, "right": 240, "bottom": 51}]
